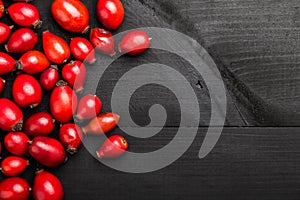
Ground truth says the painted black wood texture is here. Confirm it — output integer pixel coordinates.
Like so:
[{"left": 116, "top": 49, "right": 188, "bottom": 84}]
[
  {"left": 0, "top": 0, "right": 300, "bottom": 200},
  {"left": 140, "top": 0, "right": 300, "bottom": 126}
]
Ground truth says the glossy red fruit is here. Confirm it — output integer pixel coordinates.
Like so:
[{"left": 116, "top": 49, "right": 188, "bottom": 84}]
[
  {"left": 51, "top": 0, "right": 89, "bottom": 33},
  {"left": 62, "top": 61, "right": 86, "bottom": 92},
  {"left": 0, "top": 177, "right": 30, "bottom": 200},
  {"left": 76, "top": 94, "right": 102, "bottom": 121},
  {"left": 33, "top": 170, "right": 64, "bottom": 200},
  {"left": 28, "top": 136, "right": 66, "bottom": 167},
  {"left": 70, "top": 37, "right": 96, "bottom": 64},
  {"left": 82, "top": 112, "right": 119, "bottom": 134},
  {"left": 1, "top": 156, "right": 29, "bottom": 176},
  {"left": 40, "top": 66, "right": 60, "bottom": 91},
  {"left": 50, "top": 81, "right": 78, "bottom": 123},
  {"left": 96, "top": 135, "right": 128, "bottom": 158},
  {"left": 42, "top": 31, "right": 70, "bottom": 64},
  {"left": 16, "top": 50, "right": 50, "bottom": 74},
  {"left": 119, "top": 30, "right": 151, "bottom": 55},
  {"left": 13, "top": 0, "right": 33, "bottom": 1},
  {"left": 24, "top": 112, "right": 55, "bottom": 136},
  {"left": 0, "top": 98, "right": 23, "bottom": 131},
  {"left": 0, "top": 0, "right": 3, "bottom": 19},
  {"left": 7, "top": 3, "right": 42, "bottom": 28},
  {"left": 59, "top": 123, "right": 82, "bottom": 154},
  {"left": 89, "top": 28, "right": 115, "bottom": 56},
  {"left": 5, "top": 28, "right": 38, "bottom": 53},
  {"left": 0, "top": 77, "right": 5, "bottom": 95},
  {"left": 0, "top": 52, "right": 16, "bottom": 75},
  {"left": 12, "top": 74, "right": 42, "bottom": 108},
  {"left": 0, "top": 23, "right": 13, "bottom": 45},
  {"left": 96, "top": 0, "right": 124, "bottom": 30},
  {"left": 4, "top": 132, "right": 29, "bottom": 156}
]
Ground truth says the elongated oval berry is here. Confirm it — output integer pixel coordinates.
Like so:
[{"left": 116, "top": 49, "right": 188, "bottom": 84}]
[
  {"left": 0, "top": 0, "right": 4, "bottom": 19},
  {"left": 43, "top": 31, "right": 70, "bottom": 64},
  {"left": 24, "top": 112, "right": 55, "bottom": 136},
  {"left": 5, "top": 28, "right": 38, "bottom": 53},
  {"left": 0, "top": 98, "right": 23, "bottom": 131},
  {"left": 0, "top": 177, "right": 31, "bottom": 200},
  {"left": 1, "top": 156, "right": 29, "bottom": 176},
  {"left": 62, "top": 61, "right": 86, "bottom": 92},
  {"left": 0, "top": 23, "right": 13, "bottom": 45},
  {"left": 119, "top": 30, "right": 150, "bottom": 55},
  {"left": 4, "top": 132, "right": 29, "bottom": 156},
  {"left": 29, "top": 136, "right": 66, "bottom": 167},
  {"left": 7, "top": 2, "right": 42, "bottom": 28},
  {"left": 50, "top": 81, "right": 78, "bottom": 123},
  {"left": 33, "top": 170, "right": 64, "bottom": 200},
  {"left": 16, "top": 50, "right": 50, "bottom": 74},
  {"left": 70, "top": 37, "right": 96, "bottom": 64},
  {"left": 82, "top": 112, "right": 119, "bottom": 134},
  {"left": 89, "top": 28, "right": 115, "bottom": 56},
  {"left": 76, "top": 94, "right": 102, "bottom": 121},
  {"left": 0, "top": 52, "right": 16, "bottom": 75},
  {"left": 59, "top": 123, "right": 82, "bottom": 154},
  {"left": 51, "top": 0, "right": 89, "bottom": 33},
  {"left": 0, "top": 77, "right": 5, "bottom": 95},
  {"left": 96, "top": 135, "right": 128, "bottom": 158},
  {"left": 12, "top": 74, "right": 42, "bottom": 108},
  {"left": 40, "top": 66, "right": 60, "bottom": 91},
  {"left": 96, "top": 0, "right": 124, "bottom": 30}
]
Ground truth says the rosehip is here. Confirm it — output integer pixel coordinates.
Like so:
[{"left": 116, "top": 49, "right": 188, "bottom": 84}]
[
  {"left": 28, "top": 136, "right": 66, "bottom": 167},
  {"left": 70, "top": 37, "right": 96, "bottom": 64},
  {"left": 89, "top": 28, "right": 115, "bottom": 56},
  {"left": 0, "top": 52, "right": 16, "bottom": 75},
  {"left": 24, "top": 112, "right": 55, "bottom": 136},
  {"left": 5, "top": 28, "right": 38, "bottom": 53},
  {"left": 51, "top": 0, "right": 90, "bottom": 33},
  {"left": 119, "top": 30, "right": 151, "bottom": 55},
  {"left": 0, "top": 177, "right": 31, "bottom": 200},
  {"left": 50, "top": 81, "right": 78, "bottom": 123},
  {"left": 43, "top": 31, "right": 70, "bottom": 64},
  {"left": 96, "top": 0, "right": 124, "bottom": 30},
  {"left": 0, "top": 98, "right": 23, "bottom": 131},
  {"left": 16, "top": 50, "right": 50, "bottom": 74},
  {"left": 4, "top": 132, "right": 29, "bottom": 156},
  {"left": 82, "top": 112, "right": 119, "bottom": 134},
  {"left": 0, "top": 23, "right": 13, "bottom": 45},
  {"left": 33, "top": 170, "right": 64, "bottom": 200},
  {"left": 0, "top": 77, "right": 5, "bottom": 95},
  {"left": 62, "top": 60, "right": 86, "bottom": 92},
  {"left": 0, "top": 0, "right": 4, "bottom": 19},
  {"left": 96, "top": 135, "right": 128, "bottom": 158},
  {"left": 59, "top": 123, "right": 82, "bottom": 154},
  {"left": 1, "top": 156, "right": 29, "bottom": 176},
  {"left": 7, "top": 2, "right": 42, "bottom": 28},
  {"left": 39, "top": 66, "right": 60, "bottom": 91},
  {"left": 12, "top": 74, "right": 42, "bottom": 108},
  {"left": 76, "top": 94, "right": 102, "bottom": 121}
]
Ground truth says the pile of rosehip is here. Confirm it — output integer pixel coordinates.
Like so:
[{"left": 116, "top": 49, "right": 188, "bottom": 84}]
[{"left": 0, "top": 0, "right": 150, "bottom": 199}]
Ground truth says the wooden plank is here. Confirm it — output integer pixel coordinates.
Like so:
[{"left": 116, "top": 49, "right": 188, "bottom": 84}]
[
  {"left": 140, "top": 0, "right": 300, "bottom": 125},
  {"left": 28, "top": 127, "right": 300, "bottom": 200}
]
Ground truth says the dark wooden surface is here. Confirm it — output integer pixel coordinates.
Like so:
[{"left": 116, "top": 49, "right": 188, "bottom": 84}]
[{"left": 0, "top": 0, "right": 300, "bottom": 199}]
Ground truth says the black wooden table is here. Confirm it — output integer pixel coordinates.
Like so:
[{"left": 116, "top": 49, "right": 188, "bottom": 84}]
[{"left": 0, "top": 0, "right": 300, "bottom": 199}]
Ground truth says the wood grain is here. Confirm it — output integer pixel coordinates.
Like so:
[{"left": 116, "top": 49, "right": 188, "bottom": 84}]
[
  {"left": 140, "top": 0, "right": 300, "bottom": 125},
  {"left": 44, "top": 128, "right": 300, "bottom": 200}
]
